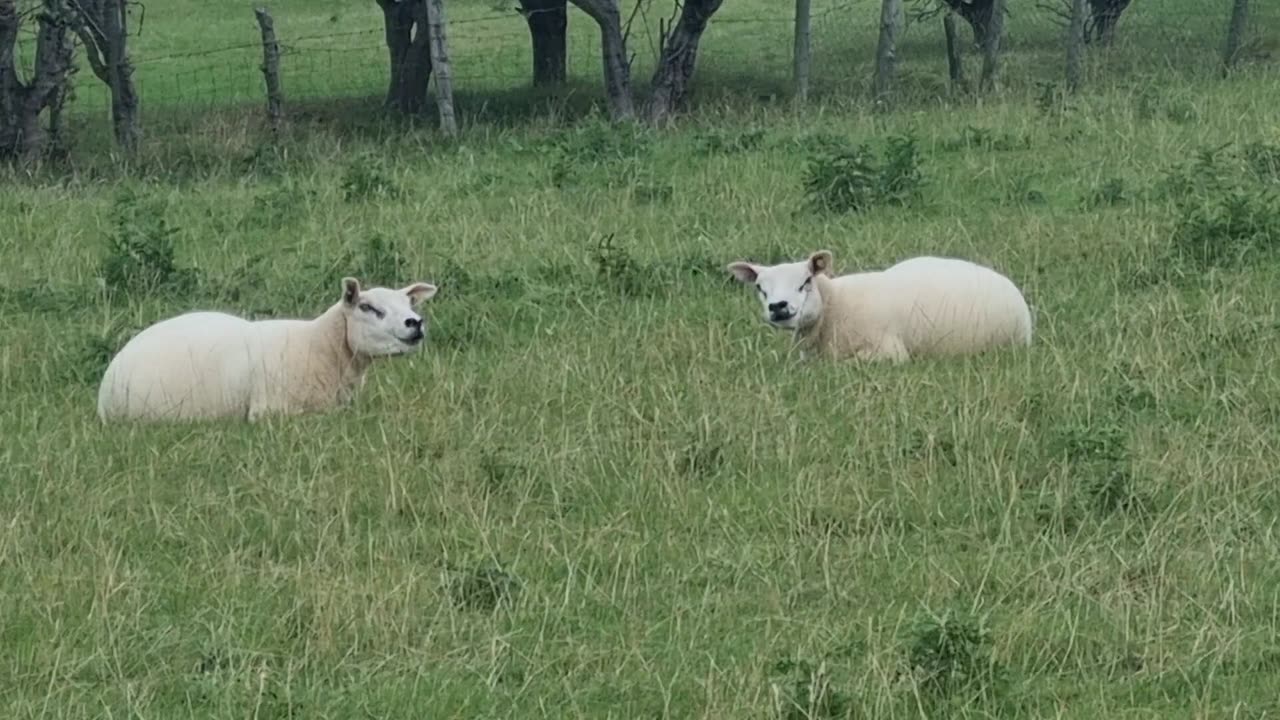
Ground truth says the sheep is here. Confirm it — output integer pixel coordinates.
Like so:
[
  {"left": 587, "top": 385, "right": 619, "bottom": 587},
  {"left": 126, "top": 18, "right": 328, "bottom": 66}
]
[
  {"left": 726, "top": 250, "right": 1032, "bottom": 362},
  {"left": 96, "top": 277, "right": 438, "bottom": 423}
]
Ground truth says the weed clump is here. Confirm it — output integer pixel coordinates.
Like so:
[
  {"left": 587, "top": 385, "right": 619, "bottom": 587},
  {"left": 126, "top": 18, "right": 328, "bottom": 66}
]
[
  {"left": 802, "top": 135, "right": 924, "bottom": 213},
  {"left": 1172, "top": 187, "right": 1280, "bottom": 268},
  {"left": 903, "top": 605, "right": 1008, "bottom": 704},
  {"left": 769, "top": 657, "right": 853, "bottom": 720},
  {"left": 1045, "top": 417, "right": 1153, "bottom": 525},
  {"left": 589, "top": 233, "right": 660, "bottom": 298},
  {"left": 548, "top": 117, "right": 651, "bottom": 188},
  {"left": 340, "top": 157, "right": 402, "bottom": 201},
  {"left": 63, "top": 319, "right": 141, "bottom": 385},
  {"left": 692, "top": 127, "right": 767, "bottom": 156},
  {"left": 1134, "top": 87, "right": 1199, "bottom": 124},
  {"left": 448, "top": 562, "right": 521, "bottom": 612},
  {"left": 675, "top": 420, "right": 727, "bottom": 480},
  {"left": 1148, "top": 143, "right": 1280, "bottom": 272},
  {"left": 1034, "top": 81, "right": 1072, "bottom": 117},
  {"left": 238, "top": 182, "right": 314, "bottom": 231},
  {"left": 348, "top": 234, "right": 407, "bottom": 288},
  {"left": 1086, "top": 177, "right": 1131, "bottom": 208},
  {"left": 1243, "top": 141, "right": 1280, "bottom": 182},
  {"left": 939, "top": 126, "right": 1032, "bottom": 152},
  {"left": 98, "top": 188, "right": 201, "bottom": 300}
]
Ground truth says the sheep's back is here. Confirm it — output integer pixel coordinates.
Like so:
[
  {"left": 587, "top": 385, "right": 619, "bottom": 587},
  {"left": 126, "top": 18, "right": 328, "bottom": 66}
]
[
  {"left": 97, "top": 312, "right": 258, "bottom": 421},
  {"left": 879, "top": 257, "right": 1031, "bottom": 356}
]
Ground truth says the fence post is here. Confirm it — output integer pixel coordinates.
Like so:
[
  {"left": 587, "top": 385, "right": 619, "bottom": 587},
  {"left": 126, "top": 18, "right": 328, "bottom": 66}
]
[
  {"left": 792, "top": 0, "right": 811, "bottom": 102},
  {"left": 425, "top": 0, "right": 457, "bottom": 136},
  {"left": 1222, "top": 0, "right": 1250, "bottom": 74},
  {"left": 979, "top": 0, "right": 1005, "bottom": 92},
  {"left": 1066, "top": 0, "right": 1087, "bottom": 92},
  {"left": 873, "top": 0, "right": 902, "bottom": 104},
  {"left": 943, "top": 13, "right": 967, "bottom": 94},
  {"left": 103, "top": 0, "right": 139, "bottom": 156},
  {"left": 254, "top": 7, "right": 284, "bottom": 138}
]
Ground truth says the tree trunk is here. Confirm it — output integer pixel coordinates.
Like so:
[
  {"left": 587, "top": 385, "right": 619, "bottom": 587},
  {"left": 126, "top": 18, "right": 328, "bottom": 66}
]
[
  {"left": 379, "top": 0, "right": 432, "bottom": 114},
  {"left": 1088, "top": 0, "right": 1131, "bottom": 46},
  {"left": 0, "top": 0, "right": 19, "bottom": 153},
  {"left": 978, "top": 0, "right": 1005, "bottom": 92},
  {"left": 424, "top": 0, "right": 456, "bottom": 136},
  {"left": 793, "top": 0, "right": 811, "bottom": 102},
  {"left": 873, "top": 0, "right": 903, "bottom": 103},
  {"left": 647, "top": 0, "right": 722, "bottom": 124},
  {"left": 1222, "top": 0, "right": 1250, "bottom": 72},
  {"left": 2, "top": 0, "right": 74, "bottom": 161},
  {"left": 520, "top": 0, "right": 567, "bottom": 86},
  {"left": 943, "top": 0, "right": 994, "bottom": 48},
  {"left": 570, "top": 0, "right": 633, "bottom": 121},
  {"left": 943, "top": 13, "right": 967, "bottom": 93},
  {"left": 102, "top": 0, "right": 139, "bottom": 155},
  {"left": 255, "top": 7, "right": 284, "bottom": 137},
  {"left": 62, "top": 0, "right": 141, "bottom": 154},
  {"left": 47, "top": 73, "right": 66, "bottom": 154},
  {"left": 1066, "top": 0, "right": 1087, "bottom": 92}
]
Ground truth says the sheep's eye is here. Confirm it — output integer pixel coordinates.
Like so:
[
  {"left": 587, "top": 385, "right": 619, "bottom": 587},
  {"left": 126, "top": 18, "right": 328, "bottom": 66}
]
[
  {"left": 799, "top": 276, "right": 813, "bottom": 291},
  {"left": 755, "top": 284, "right": 764, "bottom": 296},
  {"left": 358, "top": 302, "right": 384, "bottom": 318}
]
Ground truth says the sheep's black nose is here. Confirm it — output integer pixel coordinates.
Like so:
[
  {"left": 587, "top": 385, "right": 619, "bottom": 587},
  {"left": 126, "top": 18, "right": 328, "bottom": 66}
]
[
  {"left": 768, "top": 301, "right": 788, "bottom": 314},
  {"left": 404, "top": 317, "right": 421, "bottom": 329}
]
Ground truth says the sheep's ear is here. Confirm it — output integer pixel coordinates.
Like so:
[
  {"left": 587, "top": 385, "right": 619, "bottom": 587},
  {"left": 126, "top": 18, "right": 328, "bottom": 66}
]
[
  {"left": 342, "top": 277, "right": 361, "bottom": 306},
  {"left": 403, "top": 282, "right": 438, "bottom": 306},
  {"left": 726, "top": 261, "right": 761, "bottom": 284},
  {"left": 808, "top": 250, "right": 834, "bottom": 277}
]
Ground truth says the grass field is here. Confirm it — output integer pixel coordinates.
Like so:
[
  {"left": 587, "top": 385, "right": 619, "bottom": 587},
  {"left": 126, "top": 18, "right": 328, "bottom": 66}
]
[{"left": 4, "top": 0, "right": 1280, "bottom": 717}]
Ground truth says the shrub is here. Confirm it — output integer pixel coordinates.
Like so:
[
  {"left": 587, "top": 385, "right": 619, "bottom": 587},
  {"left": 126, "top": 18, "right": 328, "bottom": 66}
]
[
  {"left": 1171, "top": 186, "right": 1280, "bottom": 268},
  {"left": 903, "top": 605, "right": 1007, "bottom": 702},
  {"left": 802, "top": 135, "right": 925, "bottom": 213},
  {"left": 340, "top": 157, "right": 402, "bottom": 201},
  {"left": 548, "top": 117, "right": 651, "bottom": 188},
  {"left": 1243, "top": 141, "right": 1280, "bottom": 182},
  {"left": 98, "top": 188, "right": 200, "bottom": 300},
  {"left": 1154, "top": 143, "right": 1280, "bottom": 269}
]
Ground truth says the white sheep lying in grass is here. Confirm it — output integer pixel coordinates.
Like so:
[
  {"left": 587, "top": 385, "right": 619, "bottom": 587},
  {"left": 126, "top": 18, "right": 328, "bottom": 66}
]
[
  {"left": 97, "top": 277, "right": 438, "bottom": 422},
  {"left": 727, "top": 250, "right": 1032, "bottom": 362}
]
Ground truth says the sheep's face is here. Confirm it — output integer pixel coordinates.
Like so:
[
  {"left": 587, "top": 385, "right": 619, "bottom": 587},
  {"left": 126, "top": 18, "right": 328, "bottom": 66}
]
[
  {"left": 726, "top": 251, "right": 833, "bottom": 331},
  {"left": 341, "top": 277, "right": 438, "bottom": 357}
]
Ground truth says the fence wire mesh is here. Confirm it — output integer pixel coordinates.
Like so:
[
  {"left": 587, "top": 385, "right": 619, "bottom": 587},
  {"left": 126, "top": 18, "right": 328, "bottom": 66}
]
[{"left": 10, "top": 0, "right": 1276, "bottom": 133}]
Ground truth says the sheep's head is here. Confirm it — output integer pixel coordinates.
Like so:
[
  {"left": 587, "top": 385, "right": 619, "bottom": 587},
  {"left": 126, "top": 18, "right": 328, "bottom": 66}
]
[
  {"left": 340, "top": 277, "right": 438, "bottom": 357},
  {"left": 726, "top": 250, "right": 833, "bottom": 331}
]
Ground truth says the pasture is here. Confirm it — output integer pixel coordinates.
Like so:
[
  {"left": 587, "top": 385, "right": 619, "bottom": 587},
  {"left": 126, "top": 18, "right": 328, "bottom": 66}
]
[{"left": 3, "top": 0, "right": 1280, "bottom": 716}]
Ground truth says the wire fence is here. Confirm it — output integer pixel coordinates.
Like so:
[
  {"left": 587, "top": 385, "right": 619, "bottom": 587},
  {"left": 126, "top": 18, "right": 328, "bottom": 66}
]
[{"left": 12, "top": 0, "right": 1278, "bottom": 134}]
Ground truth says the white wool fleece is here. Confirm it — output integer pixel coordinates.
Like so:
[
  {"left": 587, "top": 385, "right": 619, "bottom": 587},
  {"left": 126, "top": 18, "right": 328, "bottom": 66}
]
[
  {"left": 97, "top": 277, "right": 438, "bottom": 422},
  {"left": 727, "top": 250, "right": 1032, "bottom": 362}
]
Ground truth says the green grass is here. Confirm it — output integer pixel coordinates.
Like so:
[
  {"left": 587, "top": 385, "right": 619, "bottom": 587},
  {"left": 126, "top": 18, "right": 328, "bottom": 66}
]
[{"left": 4, "top": 0, "right": 1280, "bottom": 717}]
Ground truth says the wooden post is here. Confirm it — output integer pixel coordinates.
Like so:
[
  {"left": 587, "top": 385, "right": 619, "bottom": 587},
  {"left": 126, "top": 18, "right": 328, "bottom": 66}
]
[
  {"left": 1066, "top": 0, "right": 1087, "bottom": 92},
  {"left": 943, "top": 13, "right": 967, "bottom": 93},
  {"left": 979, "top": 0, "right": 1005, "bottom": 92},
  {"left": 792, "top": 0, "right": 811, "bottom": 102},
  {"left": 424, "top": 0, "right": 457, "bottom": 136},
  {"left": 254, "top": 8, "right": 284, "bottom": 138},
  {"left": 1222, "top": 0, "right": 1250, "bottom": 74},
  {"left": 873, "top": 0, "right": 902, "bottom": 103},
  {"left": 102, "top": 0, "right": 138, "bottom": 155}
]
